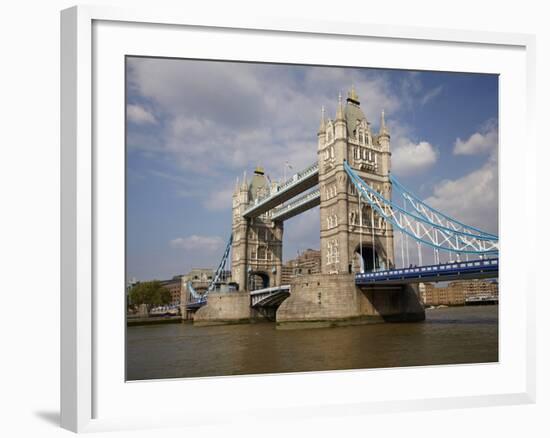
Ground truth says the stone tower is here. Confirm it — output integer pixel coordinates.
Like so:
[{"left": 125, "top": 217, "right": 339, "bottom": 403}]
[
  {"left": 317, "top": 87, "right": 395, "bottom": 275},
  {"left": 231, "top": 167, "right": 283, "bottom": 291}
]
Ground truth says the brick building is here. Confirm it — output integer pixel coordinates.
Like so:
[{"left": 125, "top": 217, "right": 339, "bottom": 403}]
[
  {"left": 281, "top": 249, "right": 322, "bottom": 284},
  {"left": 420, "top": 279, "right": 499, "bottom": 306},
  {"left": 159, "top": 276, "right": 184, "bottom": 305}
]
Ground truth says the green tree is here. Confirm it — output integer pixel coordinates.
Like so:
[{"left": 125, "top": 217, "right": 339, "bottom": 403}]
[{"left": 129, "top": 280, "right": 172, "bottom": 311}]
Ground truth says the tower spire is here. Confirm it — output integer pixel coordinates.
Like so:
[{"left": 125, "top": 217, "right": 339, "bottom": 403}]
[
  {"left": 318, "top": 105, "right": 326, "bottom": 133},
  {"left": 241, "top": 170, "right": 248, "bottom": 190},
  {"left": 379, "top": 109, "right": 390, "bottom": 137},
  {"left": 336, "top": 92, "right": 344, "bottom": 121}
]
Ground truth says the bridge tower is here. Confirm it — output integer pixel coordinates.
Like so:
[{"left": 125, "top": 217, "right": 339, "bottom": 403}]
[
  {"left": 231, "top": 167, "right": 283, "bottom": 291},
  {"left": 318, "top": 87, "right": 395, "bottom": 275}
]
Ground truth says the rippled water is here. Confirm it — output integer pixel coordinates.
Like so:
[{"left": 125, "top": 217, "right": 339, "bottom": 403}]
[{"left": 126, "top": 305, "right": 498, "bottom": 380}]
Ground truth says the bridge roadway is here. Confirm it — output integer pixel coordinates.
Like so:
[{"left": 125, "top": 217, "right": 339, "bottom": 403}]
[
  {"left": 355, "top": 258, "right": 498, "bottom": 286},
  {"left": 243, "top": 163, "right": 318, "bottom": 219},
  {"left": 250, "top": 284, "right": 291, "bottom": 307}
]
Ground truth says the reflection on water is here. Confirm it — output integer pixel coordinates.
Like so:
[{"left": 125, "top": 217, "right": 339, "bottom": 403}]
[{"left": 126, "top": 305, "right": 498, "bottom": 380}]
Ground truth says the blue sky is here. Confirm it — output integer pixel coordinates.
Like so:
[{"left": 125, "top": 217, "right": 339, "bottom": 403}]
[{"left": 126, "top": 57, "right": 498, "bottom": 281}]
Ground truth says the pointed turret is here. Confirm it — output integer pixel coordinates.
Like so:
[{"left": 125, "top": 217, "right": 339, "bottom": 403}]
[
  {"left": 318, "top": 105, "right": 326, "bottom": 134},
  {"left": 334, "top": 92, "right": 347, "bottom": 140},
  {"left": 234, "top": 177, "right": 240, "bottom": 194},
  {"left": 377, "top": 109, "right": 391, "bottom": 174},
  {"left": 336, "top": 92, "right": 345, "bottom": 121},
  {"left": 379, "top": 109, "right": 390, "bottom": 138},
  {"left": 317, "top": 106, "right": 327, "bottom": 150},
  {"left": 241, "top": 171, "right": 248, "bottom": 191}
]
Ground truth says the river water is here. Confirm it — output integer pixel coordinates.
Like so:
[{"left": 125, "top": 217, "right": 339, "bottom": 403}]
[{"left": 126, "top": 305, "right": 498, "bottom": 381}]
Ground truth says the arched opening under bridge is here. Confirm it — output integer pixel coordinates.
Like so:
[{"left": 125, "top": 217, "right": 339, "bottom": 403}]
[
  {"left": 248, "top": 271, "right": 270, "bottom": 291},
  {"left": 354, "top": 244, "right": 386, "bottom": 272}
]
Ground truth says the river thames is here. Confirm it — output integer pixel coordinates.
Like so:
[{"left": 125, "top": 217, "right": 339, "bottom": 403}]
[{"left": 126, "top": 305, "right": 498, "bottom": 381}]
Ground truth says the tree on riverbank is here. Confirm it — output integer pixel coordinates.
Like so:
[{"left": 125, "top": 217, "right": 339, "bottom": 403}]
[{"left": 128, "top": 280, "right": 171, "bottom": 311}]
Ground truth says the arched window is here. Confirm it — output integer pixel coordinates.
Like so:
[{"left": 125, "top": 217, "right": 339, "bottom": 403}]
[
  {"left": 333, "top": 240, "right": 339, "bottom": 263},
  {"left": 363, "top": 206, "right": 371, "bottom": 224},
  {"left": 258, "top": 246, "right": 266, "bottom": 260}
]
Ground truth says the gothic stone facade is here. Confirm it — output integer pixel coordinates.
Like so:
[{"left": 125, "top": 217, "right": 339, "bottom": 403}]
[
  {"left": 231, "top": 168, "right": 283, "bottom": 292},
  {"left": 318, "top": 88, "right": 395, "bottom": 276}
]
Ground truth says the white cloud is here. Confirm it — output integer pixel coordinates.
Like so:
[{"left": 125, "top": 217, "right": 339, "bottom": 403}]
[
  {"left": 424, "top": 158, "right": 498, "bottom": 234},
  {"left": 420, "top": 85, "right": 443, "bottom": 105},
  {"left": 454, "top": 119, "right": 498, "bottom": 155},
  {"left": 169, "top": 235, "right": 224, "bottom": 251},
  {"left": 126, "top": 58, "right": 402, "bottom": 182},
  {"left": 203, "top": 185, "right": 235, "bottom": 211},
  {"left": 391, "top": 139, "right": 438, "bottom": 176},
  {"left": 127, "top": 104, "right": 157, "bottom": 125}
]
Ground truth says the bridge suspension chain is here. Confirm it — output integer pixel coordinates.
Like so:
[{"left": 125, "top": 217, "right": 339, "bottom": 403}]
[
  {"left": 344, "top": 161, "right": 499, "bottom": 256},
  {"left": 390, "top": 174, "right": 497, "bottom": 239},
  {"left": 187, "top": 233, "right": 233, "bottom": 303}
]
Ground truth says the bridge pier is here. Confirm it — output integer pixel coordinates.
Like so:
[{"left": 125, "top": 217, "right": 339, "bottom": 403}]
[
  {"left": 192, "top": 291, "right": 265, "bottom": 326},
  {"left": 276, "top": 274, "right": 424, "bottom": 329}
]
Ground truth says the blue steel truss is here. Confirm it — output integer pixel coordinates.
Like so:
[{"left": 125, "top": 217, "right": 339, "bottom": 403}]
[
  {"left": 187, "top": 234, "right": 233, "bottom": 307},
  {"left": 344, "top": 161, "right": 499, "bottom": 255},
  {"left": 390, "top": 174, "right": 498, "bottom": 239}
]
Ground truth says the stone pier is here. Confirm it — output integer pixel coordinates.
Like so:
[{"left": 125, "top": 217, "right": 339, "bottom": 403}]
[
  {"left": 193, "top": 291, "right": 262, "bottom": 326},
  {"left": 276, "top": 273, "right": 425, "bottom": 329}
]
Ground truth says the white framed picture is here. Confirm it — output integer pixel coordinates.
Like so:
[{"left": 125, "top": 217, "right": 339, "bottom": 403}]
[{"left": 61, "top": 5, "right": 536, "bottom": 433}]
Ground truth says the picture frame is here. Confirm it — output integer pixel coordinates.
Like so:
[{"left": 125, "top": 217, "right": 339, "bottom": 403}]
[{"left": 61, "top": 5, "right": 536, "bottom": 433}]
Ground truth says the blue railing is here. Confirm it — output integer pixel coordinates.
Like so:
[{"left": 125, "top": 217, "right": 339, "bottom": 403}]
[{"left": 356, "top": 258, "right": 498, "bottom": 285}]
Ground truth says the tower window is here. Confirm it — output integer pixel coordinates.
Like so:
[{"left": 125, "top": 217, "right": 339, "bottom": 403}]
[{"left": 258, "top": 246, "right": 266, "bottom": 260}]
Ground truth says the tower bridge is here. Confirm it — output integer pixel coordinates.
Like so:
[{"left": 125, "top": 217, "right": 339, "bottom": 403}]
[{"left": 183, "top": 87, "right": 499, "bottom": 327}]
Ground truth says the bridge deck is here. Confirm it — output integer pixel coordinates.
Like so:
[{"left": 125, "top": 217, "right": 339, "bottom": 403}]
[
  {"left": 355, "top": 259, "right": 498, "bottom": 286},
  {"left": 243, "top": 164, "right": 318, "bottom": 219},
  {"left": 271, "top": 189, "right": 320, "bottom": 221}
]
